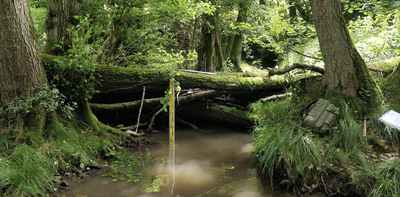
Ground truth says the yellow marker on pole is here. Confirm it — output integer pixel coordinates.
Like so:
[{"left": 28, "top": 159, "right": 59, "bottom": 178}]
[{"left": 169, "top": 78, "right": 175, "bottom": 196}]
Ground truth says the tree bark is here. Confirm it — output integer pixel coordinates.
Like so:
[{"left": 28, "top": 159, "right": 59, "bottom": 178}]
[
  {"left": 196, "top": 0, "right": 224, "bottom": 72},
  {"left": 0, "top": 0, "right": 45, "bottom": 104},
  {"left": 228, "top": 2, "right": 247, "bottom": 72},
  {"left": 310, "top": 0, "right": 382, "bottom": 107},
  {"left": 0, "top": 0, "right": 47, "bottom": 131},
  {"left": 43, "top": 0, "right": 82, "bottom": 55}
]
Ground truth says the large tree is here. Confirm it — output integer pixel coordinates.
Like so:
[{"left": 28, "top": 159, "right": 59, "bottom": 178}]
[
  {"left": 43, "top": 0, "right": 82, "bottom": 55},
  {"left": 196, "top": 0, "right": 225, "bottom": 72},
  {"left": 310, "top": 0, "right": 382, "bottom": 107},
  {"left": 0, "top": 0, "right": 47, "bottom": 131}
]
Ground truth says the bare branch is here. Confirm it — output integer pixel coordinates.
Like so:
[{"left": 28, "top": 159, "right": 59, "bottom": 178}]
[{"left": 269, "top": 63, "right": 325, "bottom": 76}]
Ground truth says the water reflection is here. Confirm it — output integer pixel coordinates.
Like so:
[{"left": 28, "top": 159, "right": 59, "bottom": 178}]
[{"left": 60, "top": 126, "right": 294, "bottom": 197}]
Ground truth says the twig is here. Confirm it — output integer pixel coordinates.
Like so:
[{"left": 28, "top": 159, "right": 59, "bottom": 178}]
[
  {"left": 147, "top": 107, "right": 164, "bottom": 131},
  {"left": 136, "top": 86, "right": 146, "bottom": 133},
  {"left": 288, "top": 48, "right": 323, "bottom": 61}
]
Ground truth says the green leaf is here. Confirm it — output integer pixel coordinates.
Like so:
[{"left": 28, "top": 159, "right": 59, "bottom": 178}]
[{"left": 348, "top": 8, "right": 353, "bottom": 13}]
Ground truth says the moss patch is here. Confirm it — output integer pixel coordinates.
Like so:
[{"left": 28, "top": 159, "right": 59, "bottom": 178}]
[{"left": 380, "top": 62, "right": 400, "bottom": 105}]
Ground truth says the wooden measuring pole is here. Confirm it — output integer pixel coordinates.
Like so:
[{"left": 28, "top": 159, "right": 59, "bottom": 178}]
[
  {"left": 169, "top": 78, "right": 175, "bottom": 145},
  {"left": 169, "top": 78, "right": 175, "bottom": 196}
]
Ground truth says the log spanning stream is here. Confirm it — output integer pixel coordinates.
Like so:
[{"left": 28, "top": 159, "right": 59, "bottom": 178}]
[{"left": 59, "top": 126, "right": 294, "bottom": 197}]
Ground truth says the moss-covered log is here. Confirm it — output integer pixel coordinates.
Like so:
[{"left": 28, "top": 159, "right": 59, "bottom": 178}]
[{"left": 94, "top": 64, "right": 317, "bottom": 94}]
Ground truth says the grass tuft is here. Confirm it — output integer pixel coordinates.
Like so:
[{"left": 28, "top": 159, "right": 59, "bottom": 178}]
[
  {"left": 250, "top": 95, "right": 321, "bottom": 185},
  {"left": 0, "top": 144, "right": 55, "bottom": 197}
]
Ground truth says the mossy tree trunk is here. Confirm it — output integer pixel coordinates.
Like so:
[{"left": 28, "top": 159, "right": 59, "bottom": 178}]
[
  {"left": 43, "top": 0, "right": 82, "bottom": 55},
  {"left": 380, "top": 62, "right": 400, "bottom": 105},
  {"left": 310, "top": 0, "right": 382, "bottom": 107},
  {"left": 0, "top": 0, "right": 47, "bottom": 131},
  {"left": 196, "top": 0, "right": 224, "bottom": 72},
  {"left": 227, "top": 2, "right": 248, "bottom": 72}
]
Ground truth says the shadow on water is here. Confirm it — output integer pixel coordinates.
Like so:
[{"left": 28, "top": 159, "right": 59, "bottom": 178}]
[{"left": 59, "top": 125, "right": 296, "bottom": 197}]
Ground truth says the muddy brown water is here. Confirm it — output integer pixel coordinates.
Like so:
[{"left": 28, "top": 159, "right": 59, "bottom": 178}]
[{"left": 58, "top": 126, "right": 296, "bottom": 197}]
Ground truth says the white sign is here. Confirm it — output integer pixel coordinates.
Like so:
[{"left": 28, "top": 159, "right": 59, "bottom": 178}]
[{"left": 379, "top": 110, "right": 400, "bottom": 130}]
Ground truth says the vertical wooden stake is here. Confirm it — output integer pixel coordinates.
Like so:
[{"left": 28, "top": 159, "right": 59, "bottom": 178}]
[
  {"left": 169, "top": 78, "right": 175, "bottom": 145},
  {"left": 169, "top": 78, "right": 175, "bottom": 196},
  {"left": 363, "top": 119, "right": 367, "bottom": 137}
]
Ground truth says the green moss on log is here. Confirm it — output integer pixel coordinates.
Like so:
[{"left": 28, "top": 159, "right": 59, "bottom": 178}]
[
  {"left": 368, "top": 57, "right": 400, "bottom": 72},
  {"left": 40, "top": 54, "right": 316, "bottom": 94}
]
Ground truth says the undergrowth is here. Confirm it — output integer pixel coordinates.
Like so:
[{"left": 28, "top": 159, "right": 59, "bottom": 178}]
[
  {"left": 250, "top": 91, "right": 400, "bottom": 196},
  {"left": 250, "top": 94, "right": 321, "bottom": 185},
  {"left": 0, "top": 118, "right": 115, "bottom": 196}
]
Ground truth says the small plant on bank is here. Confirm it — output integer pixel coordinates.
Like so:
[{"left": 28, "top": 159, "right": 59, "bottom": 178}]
[{"left": 0, "top": 86, "right": 76, "bottom": 123}]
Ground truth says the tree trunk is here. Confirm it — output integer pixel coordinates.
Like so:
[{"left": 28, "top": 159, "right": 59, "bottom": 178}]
[
  {"left": 0, "top": 0, "right": 47, "bottom": 130},
  {"left": 43, "top": 0, "right": 82, "bottom": 55},
  {"left": 196, "top": 0, "right": 224, "bottom": 72},
  {"left": 228, "top": 2, "right": 247, "bottom": 72},
  {"left": 310, "top": 0, "right": 382, "bottom": 107}
]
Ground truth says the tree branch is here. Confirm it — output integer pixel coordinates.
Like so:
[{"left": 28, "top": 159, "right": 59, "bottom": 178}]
[
  {"left": 269, "top": 63, "right": 325, "bottom": 76},
  {"left": 260, "top": 93, "right": 292, "bottom": 103}
]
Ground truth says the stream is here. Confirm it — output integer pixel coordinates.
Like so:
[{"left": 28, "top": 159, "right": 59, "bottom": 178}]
[{"left": 58, "top": 125, "right": 295, "bottom": 197}]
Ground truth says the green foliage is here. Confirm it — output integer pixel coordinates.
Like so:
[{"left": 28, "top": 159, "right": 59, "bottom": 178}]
[
  {"left": 160, "top": 76, "right": 181, "bottom": 112},
  {"left": 330, "top": 107, "right": 367, "bottom": 152},
  {"left": 28, "top": 0, "right": 47, "bottom": 8},
  {"left": 101, "top": 147, "right": 161, "bottom": 183},
  {"left": 45, "top": 122, "right": 109, "bottom": 169},
  {"left": 348, "top": 15, "right": 400, "bottom": 62},
  {"left": 30, "top": 7, "right": 46, "bottom": 49},
  {"left": 0, "top": 86, "right": 76, "bottom": 123},
  {"left": 50, "top": 15, "right": 107, "bottom": 102},
  {"left": 220, "top": 60, "right": 234, "bottom": 73},
  {"left": 250, "top": 96, "right": 321, "bottom": 184},
  {"left": 369, "top": 159, "right": 400, "bottom": 197},
  {"left": 0, "top": 144, "right": 55, "bottom": 197},
  {"left": 0, "top": 118, "right": 113, "bottom": 196}
]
